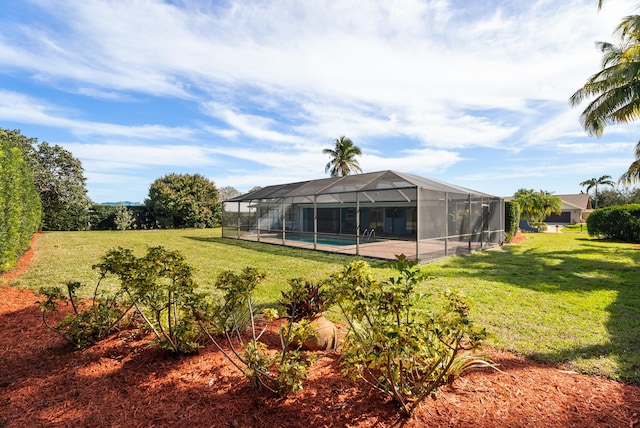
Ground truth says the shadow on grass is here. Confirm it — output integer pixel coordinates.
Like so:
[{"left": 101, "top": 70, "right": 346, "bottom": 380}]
[{"left": 439, "top": 237, "right": 640, "bottom": 384}]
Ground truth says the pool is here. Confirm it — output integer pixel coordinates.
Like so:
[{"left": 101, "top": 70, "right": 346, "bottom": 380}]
[{"left": 281, "top": 234, "right": 375, "bottom": 247}]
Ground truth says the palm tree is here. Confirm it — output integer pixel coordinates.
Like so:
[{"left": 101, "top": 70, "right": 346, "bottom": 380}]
[
  {"left": 580, "top": 175, "right": 615, "bottom": 208},
  {"left": 514, "top": 189, "right": 562, "bottom": 222},
  {"left": 538, "top": 190, "right": 563, "bottom": 220},
  {"left": 570, "top": 14, "right": 640, "bottom": 185},
  {"left": 620, "top": 144, "right": 640, "bottom": 184},
  {"left": 513, "top": 189, "right": 537, "bottom": 221},
  {"left": 323, "top": 136, "right": 363, "bottom": 177}
]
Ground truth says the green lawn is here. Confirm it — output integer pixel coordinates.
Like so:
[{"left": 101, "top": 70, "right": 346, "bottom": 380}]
[
  {"left": 8, "top": 228, "right": 393, "bottom": 303},
  {"left": 7, "top": 228, "right": 640, "bottom": 383},
  {"left": 420, "top": 232, "right": 639, "bottom": 382}
]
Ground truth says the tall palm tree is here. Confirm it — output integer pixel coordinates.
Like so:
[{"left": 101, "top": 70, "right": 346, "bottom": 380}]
[
  {"left": 580, "top": 175, "right": 615, "bottom": 208},
  {"left": 570, "top": 14, "right": 640, "bottom": 185},
  {"left": 323, "top": 136, "right": 363, "bottom": 177}
]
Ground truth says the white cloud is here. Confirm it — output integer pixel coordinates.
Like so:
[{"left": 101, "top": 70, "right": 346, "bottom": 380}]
[
  {"left": 64, "top": 143, "right": 221, "bottom": 168},
  {"left": 201, "top": 103, "right": 301, "bottom": 143},
  {"left": 556, "top": 141, "right": 635, "bottom": 154},
  {"left": 0, "top": 90, "right": 196, "bottom": 140}
]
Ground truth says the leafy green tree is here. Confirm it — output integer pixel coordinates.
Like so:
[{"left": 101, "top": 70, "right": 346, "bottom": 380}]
[
  {"left": 597, "top": 186, "right": 640, "bottom": 206},
  {"left": 146, "top": 173, "right": 221, "bottom": 228},
  {"left": 0, "top": 137, "right": 42, "bottom": 272},
  {"left": 34, "top": 142, "right": 92, "bottom": 230},
  {"left": 598, "top": 188, "right": 629, "bottom": 207},
  {"left": 570, "top": 13, "right": 640, "bottom": 185},
  {"left": 323, "top": 136, "right": 363, "bottom": 177},
  {"left": 0, "top": 128, "right": 91, "bottom": 230},
  {"left": 580, "top": 175, "right": 615, "bottom": 208}
]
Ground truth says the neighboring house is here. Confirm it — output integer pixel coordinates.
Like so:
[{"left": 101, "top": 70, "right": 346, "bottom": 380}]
[{"left": 545, "top": 194, "right": 592, "bottom": 224}]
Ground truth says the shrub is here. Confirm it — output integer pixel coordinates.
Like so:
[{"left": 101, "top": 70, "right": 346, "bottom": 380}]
[
  {"left": 329, "top": 255, "right": 492, "bottom": 416},
  {"left": 198, "top": 268, "right": 318, "bottom": 396},
  {"left": 587, "top": 204, "right": 640, "bottom": 242},
  {"left": 89, "top": 204, "right": 154, "bottom": 230},
  {"left": 504, "top": 200, "right": 520, "bottom": 242},
  {"left": 93, "top": 246, "right": 205, "bottom": 354},
  {"left": 114, "top": 204, "right": 135, "bottom": 231},
  {"left": 89, "top": 204, "right": 118, "bottom": 229},
  {"left": 279, "top": 278, "right": 332, "bottom": 322},
  {"left": 279, "top": 278, "right": 338, "bottom": 351},
  {"left": 38, "top": 246, "right": 205, "bottom": 354},
  {"left": 37, "top": 281, "right": 130, "bottom": 348}
]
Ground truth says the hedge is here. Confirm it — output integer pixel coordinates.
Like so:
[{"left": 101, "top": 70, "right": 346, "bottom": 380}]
[
  {"left": 89, "top": 204, "right": 155, "bottom": 230},
  {"left": 587, "top": 204, "right": 640, "bottom": 242},
  {"left": 0, "top": 140, "right": 42, "bottom": 272},
  {"left": 504, "top": 200, "right": 520, "bottom": 242}
]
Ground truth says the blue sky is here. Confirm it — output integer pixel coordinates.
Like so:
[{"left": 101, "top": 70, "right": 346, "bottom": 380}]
[{"left": 2, "top": 0, "right": 639, "bottom": 203}]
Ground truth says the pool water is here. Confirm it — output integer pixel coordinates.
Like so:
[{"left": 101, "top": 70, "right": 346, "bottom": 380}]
[{"left": 283, "top": 234, "right": 375, "bottom": 247}]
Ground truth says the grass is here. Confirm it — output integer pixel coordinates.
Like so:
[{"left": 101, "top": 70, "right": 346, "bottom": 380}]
[
  {"left": 6, "top": 228, "right": 640, "bottom": 383},
  {"left": 8, "top": 228, "right": 392, "bottom": 304},
  {"left": 419, "top": 232, "right": 640, "bottom": 382},
  {"left": 560, "top": 223, "right": 588, "bottom": 233}
]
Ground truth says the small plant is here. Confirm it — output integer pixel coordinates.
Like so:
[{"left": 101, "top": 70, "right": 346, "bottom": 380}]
[
  {"left": 114, "top": 204, "right": 135, "bottom": 231},
  {"left": 279, "top": 278, "right": 337, "bottom": 351},
  {"left": 197, "top": 267, "right": 317, "bottom": 396},
  {"left": 37, "top": 280, "right": 130, "bottom": 348},
  {"left": 330, "top": 254, "right": 494, "bottom": 416},
  {"left": 279, "top": 278, "right": 330, "bottom": 322},
  {"left": 94, "top": 246, "right": 205, "bottom": 354}
]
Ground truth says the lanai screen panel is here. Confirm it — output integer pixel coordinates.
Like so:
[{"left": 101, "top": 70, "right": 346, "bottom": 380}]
[
  {"left": 417, "top": 188, "right": 446, "bottom": 260},
  {"left": 222, "top": 201, "right": 256, "bottom": 239}
]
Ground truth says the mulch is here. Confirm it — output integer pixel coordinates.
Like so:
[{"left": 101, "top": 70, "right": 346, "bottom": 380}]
[
  {"left": 1, "top": 234, "right": 639, "bottom": 427},
  {"left": 507, "top": 232, "right": 528, "bottom": 245}
]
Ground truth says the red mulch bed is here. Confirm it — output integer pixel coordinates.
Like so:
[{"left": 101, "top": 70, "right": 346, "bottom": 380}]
[
  {"left": 1, "top": 236, "right": 639, "bottom": 427},
  {"left": 507, "top": 232, "right": 528, "bottom": 245}
]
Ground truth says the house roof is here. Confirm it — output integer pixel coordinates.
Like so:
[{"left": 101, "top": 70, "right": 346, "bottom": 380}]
[
  {"left": 504, "top": 194, "right": 592, "bottom": 211},
  {"left": 554, "top": 194, "right": 592, "bottom": 210},
  {"left": 226, "top": 170, "right": 498, "bottom": 202}
]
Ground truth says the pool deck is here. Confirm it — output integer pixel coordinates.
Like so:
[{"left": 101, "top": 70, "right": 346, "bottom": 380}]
[{"left": 229, "top": 234, "right": 494, "bottom": 262}]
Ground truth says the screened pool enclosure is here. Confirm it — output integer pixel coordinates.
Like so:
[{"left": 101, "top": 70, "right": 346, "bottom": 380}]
[{"left": 222, "top": 170, "right": 504, "bottom": 262}]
